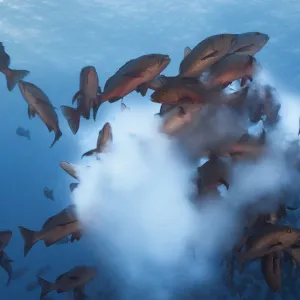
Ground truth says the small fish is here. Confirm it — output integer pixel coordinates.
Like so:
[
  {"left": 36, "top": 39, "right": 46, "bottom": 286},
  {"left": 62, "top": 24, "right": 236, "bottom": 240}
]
[
  {"left": 16, "top": 126, "right": 30, "bottom": 140},
  {"left": 37, "top": 265, "right": 52, "bottom": 277},
  {"left": 0, "top": 251, "right": 13, "bottom": 286},
  {"left": 11, "top": 266, "right": 29, "bottom": 280},
  {"left": 81, "top": 122, "right": 113, "bottom": 158},
  {"left": 208, "top": 54, "right": 258, "bottom": 88},
  {"left": 0, "top": 42, "right": 29, "bottom": 91},
  {"left": 228, "top": 32, "right": 269, "bottom": 56},
  {"left": 0, "top": 230, "right": 12, "bottom": 253},
  {"left": 262, "top": 85, "right": 281, "bottom": 125},
  {"left": 179, "top": 34, "right": 237, "bottom": 78},
  {"left": 43, "top": 187, "right": 54, "bottom": 201},
  {"left": 18, "top": 80, "right": 62, "bottom": 148},
  {"left": 37, "top": 266, "right": 97, "bottom": 298},
  {"left": 94, "top": 54, "right": 170, "bottom": 118},
  {"left": 18, "top": 205, "right": 82, "bottom": 257},
  {"left": 60, "top": 161, "right": 80, "bottom": 180},
  {"left": 261, "top": 251, "right": 281, "bottom": 292},
  {"left": 121, "top": 102, "right": 130, "bottom": 112},
  {"left": 70, "top": 183, "right": 80, "bottom": 193},
  {"left": 26, "top": 280, "right": 40, "bottom": 292},
  {"left": 61, "top": 66, "right": 102, "bottom": 134}
]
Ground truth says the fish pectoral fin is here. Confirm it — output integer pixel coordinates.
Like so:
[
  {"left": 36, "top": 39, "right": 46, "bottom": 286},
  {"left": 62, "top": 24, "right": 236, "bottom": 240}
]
[
  {"left": 184, "top": 46, "right": 192, "bottom": 58},
  {"left": 123, "top": 69, "right": 144, "bottom": 78},
  {"left": 28, "top": 105, "right": 36, "bottom": 119},
  {"left": 72, "top": 90, "right": 83, "bottom": 104},
  {"left": 136, "top": 82, "right": 148, "bottom": 96},
  {"left": 286, "top": 205, "right": 299, "bottom": 210}
]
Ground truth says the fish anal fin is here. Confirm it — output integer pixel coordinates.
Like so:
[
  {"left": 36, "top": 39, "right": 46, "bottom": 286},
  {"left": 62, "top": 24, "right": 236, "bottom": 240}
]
[
  {"left": 72, "top": 90, "right": 83, "bottom": 104},
  {"left": 136, "top": 82, "right": 148, "bottom": 96}
]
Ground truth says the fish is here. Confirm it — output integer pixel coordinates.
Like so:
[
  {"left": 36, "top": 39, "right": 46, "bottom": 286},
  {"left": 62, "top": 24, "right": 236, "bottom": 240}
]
[
  {"left": 61, "top": 66, "right": 102, "bottom": 134},
  {"left": 0, "top": 230, "right": 12, "bottom": 253},
  {"left": 0, "top": 252, "right": 13, "bottom": 286},
  {"left": 18, "top": 205, "right": 82, "bottom": 257},
  {"left": 26, "top": 280, "right": 40, "bottom": 292},
  {"left": 208, "top": 54, "right": 258, "bottom": 88},
  {"left": 179, "top": 34, "right": 237, "bottom": 78},
  {"left": 0, "top": 42, "right": 29, "bottom": 91},
  {"left": 261, "top": 251, "right": 281, "bottom": 292},
  {"left": 11, "top": 266, "right": 29, "bottom": 280},
  {"left": 121, "top": 102, "right": 130, "bottom": 112},
  {"left": 37, "top": 266, "right": 97, "bottom": 298},
  {"left": 37, "top": 265, "right": 52, "bottom": 277},
  {"left": 93, "top": 54, "right": 170, "bottom": 116},
  {"left": 16, "top": 126, "right": 30, "bottom": 140},
  {"left": 18, "top": 80, "right": 62, "bottom": 148},
  {"left": 196, "top": 155, "right": 230, "bottom": 194},
  {"left": 236, "top": 225, "right": 300, "bottom": 271},
  {"left": 151, "top": 80, "right": 220, "bottom": 105},
  {"left": 44, "top": 187, "right": 54, "bottom": 201},
  {"left": 70, "top": 183, "right": 80, "bottom": 193},
  {"left": 228, "top": 32, "right": 269, "bottom": 56},
  {"left": 60, "top": 161, "right": 80, "bottom": 180},
  {"left": 81, "top": 122, "right": 113, "bottom": 158}
]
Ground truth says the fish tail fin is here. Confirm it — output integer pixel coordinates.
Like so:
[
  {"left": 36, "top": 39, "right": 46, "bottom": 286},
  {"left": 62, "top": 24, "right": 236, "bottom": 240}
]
[
  {"left": 37, "top": 277, "right": 54, "bottom": 298},
  {"left": 50, "top": 128, "right": 62, "bottom": 148},
  {"left": 18, "top": 226, "right": 39, "bottom": 257},
  {"left": 60, "top": 105, "right": 80, "bottom": 134},
  {"left": 81, "top": 148, "right": 97, "bottom": 159},
  {"left": 5, "top": 68, "right": 30, "bottom": 91}
]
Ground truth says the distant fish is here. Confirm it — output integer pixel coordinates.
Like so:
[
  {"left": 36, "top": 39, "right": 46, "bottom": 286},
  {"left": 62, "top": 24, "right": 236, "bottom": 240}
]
[
  {"left": 121, "top": 102, "right": 130, "bottom": 112},
  {"left": 37, "top": 265, "right": 52, "bottom": 277},
  {"left": 16, "top": 126, "right": 30, "bottom": 140},
  {"left": 70, "top": 183, "right": 80, "bottom": 193},
  {"left": 61, "top": 66, "right": 102, "bottom": 134},
  {"left": 179, "top": 34, "right": 237, "bottom": 78},
  {"left": 18, "top": 80, "right": 62, "bottom": 148},
  {"left": 60, "top": 161, "right": 80, "bottom": 180},
  {"left": 81, "top": 122, "right": 113, "bottom": 159},
  {"left": 0, "top": 42, "right": 29, "bottom": 91},
  {"left": 37, "top": 266, "right": 97, "bottom": 298},
  {"left": 43, "top": 187, "right": 54, "bottom": 201},
  {"left": 18, "top": 205, "right": 82, "bottom": 257},
  {"left": 0, "top": 230, "right": 12, "bottom": 252},
  {"left": 11, "top": 266, "right": 29, "bottom": 280},
  {"left": 0, "top": 251, "right": 13, "bottom": 286},
  {"left": 228, "top": 32, "right": 269, "bottom": 56}
]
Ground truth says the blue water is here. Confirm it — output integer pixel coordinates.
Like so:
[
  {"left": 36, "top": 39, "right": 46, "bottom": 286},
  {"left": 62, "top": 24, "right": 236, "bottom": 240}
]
[{"left": 0, "top": 1, "right": 300, "bottom": 299}]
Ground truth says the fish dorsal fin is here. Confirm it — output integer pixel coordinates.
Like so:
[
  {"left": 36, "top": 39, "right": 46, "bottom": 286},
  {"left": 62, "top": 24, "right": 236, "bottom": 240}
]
[{"left": 184, "top": 47, "right": 192, "bottom": 58}]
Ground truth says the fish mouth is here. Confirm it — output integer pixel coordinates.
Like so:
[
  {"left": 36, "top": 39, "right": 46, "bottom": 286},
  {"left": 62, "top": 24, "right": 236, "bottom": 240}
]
[{"left": 160, "top": 55, "right": 171, "bottom": 65}]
